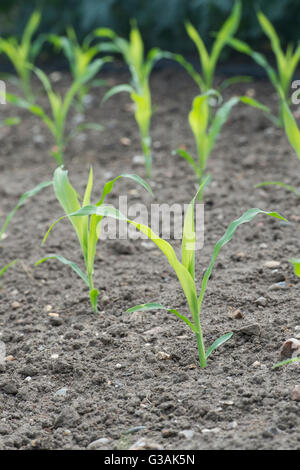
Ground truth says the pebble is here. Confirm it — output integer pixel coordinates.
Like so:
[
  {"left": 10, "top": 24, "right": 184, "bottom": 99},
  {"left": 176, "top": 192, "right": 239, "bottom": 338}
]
[
  {"left": 228, "top": 308, "right": 244, "bottom": 319},
  {"left": 268, "top": 282, "right": 288, "bottom": 291},
  {"left": 255, "top": 296, "right": 267, "bottom": 307},
  {"left": 4, "top": 355, "right": 14, "bottom": 362},
  {"left": 264, "top": 261, "right": 280, "bottom": 269},
  {"left": 161, "top": 429, "right": 177, "bottom": 438},
  {"left": 156, "top": 351, "right": 171, "bottom": 361},
  {"left": 50, "top": 71, "right": 62, "bottom": 82},
  {"left": 237, "top": 324, "right": 261, "bottom": 336},
  {"left": 201, "top": 427, "right": 220, "bottom": 434},
  {"left": 279, "top": 338, "right": 300, "bottom": 360},
  {"left": 102, "top": 295, "right": 110, "bottom": 306},
  {"left": 227, "top": 421, "right": 238, "bottom": 429},
  {"left": 132, "top": 155, "right": 145, "bottom": 166},
  {"left": 129, "top": 438, "right": 163, "bottom": 450},
  {"left": 87, "top": 437, "right": 111, "bottom": 450},
  {"left": 54, "top": 387, "right": 68, "bottom": 397},
  {"left": 179, "top": 430, "right": 194, "bottom": 439},
  {"left": 252, "top": 361, "right": 262, "bottom": 368},
  {"left": 120, "top": 137, "right": 131, "bottom": 146},
  {"left": 11, "top": 301, "right": 21, "bottom": 310},
  {"left": 291, "top": 385, "right": 300, "bottom": 401}
]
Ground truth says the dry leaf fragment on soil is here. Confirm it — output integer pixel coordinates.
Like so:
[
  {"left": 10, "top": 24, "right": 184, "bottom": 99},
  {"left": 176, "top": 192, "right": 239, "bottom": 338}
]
[{"left": 279, "top": 338, "right": 300, "bottom": 360}]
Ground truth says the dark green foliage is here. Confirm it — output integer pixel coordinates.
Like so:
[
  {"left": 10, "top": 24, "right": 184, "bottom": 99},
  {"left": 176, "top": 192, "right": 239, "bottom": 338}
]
[{"left": 0, "top": 0, "right": 299, "bottom": 53}]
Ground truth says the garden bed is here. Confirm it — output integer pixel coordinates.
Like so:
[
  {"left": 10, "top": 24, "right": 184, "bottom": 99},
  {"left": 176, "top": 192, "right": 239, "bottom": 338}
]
[{"left": 0, "top": 67, "right": 300, "bottom": 450}]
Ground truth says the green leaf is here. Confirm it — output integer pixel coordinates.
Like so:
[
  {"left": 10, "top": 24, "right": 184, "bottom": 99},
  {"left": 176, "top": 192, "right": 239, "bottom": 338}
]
[
  {"left": 206, "top": 332, "right": 233, "bottom": 359},
  {"left": 126, "top": 302, "right": 197, "bottom": 332},
  {"left": 208, "top": 96, "right": 239, "bottom": 154},
  {"left": 211, "top": 0, "right": 241, "bottom": 72},
  {"left": 0, "top": 117, "right": 21, "bottom": 127},
  {"left": 0, "top": 181, "right": 52, "bottom": 242},
  {"left": 257, "top": 11, "right": 283, "bottom": 63},
  {"left": 198, "top": 209, "right": 286, "bottom": 312},
  {"left": 68, "top": 205, "right": 199, "bottom": 322},
  {"left": 289, "top": 258, "right": 300, "bottom": 277},
  {"left": 52, "top": 166, "right": 86, "bottom": 254},
  {"left": 282, "top": 100, "right": 300, "bottom": 159},
  {"left": 181, "top": 177, "right": 210, "bottom": 278},
  {"left": 220, "top": 75, "right": 252, "bottom": 91},
  {"left": 0, "top": 259, "right": 18, "bottom": 279},
  {"left": 255, "top": 181, "right": 300, "bottom": 197},
  {"left": 102, "top": 84, "right": 134, "bottom": 103},
  {"left": 272, "top": 357, "right": 300, "bottom": 369},
  {"left": 97, "top": 173, "right": 153, "bottom": 206},
  {"left": 176, "top": 149, "right": 198, "bottom": 173},
  {"left": 35, "top": 254, "right": 89, "bottom": 286},
  {"left": 239, "top": 96, "right": 270, "bottom": 114},
  {"left": 185, "top": 21, "right": 210, "bottom": 84}
]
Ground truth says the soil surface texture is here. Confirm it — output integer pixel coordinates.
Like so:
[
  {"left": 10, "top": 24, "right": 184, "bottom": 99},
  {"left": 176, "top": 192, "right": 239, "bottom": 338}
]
[{"left": 0, "top": 67, "right": 300, "bottom": 450}]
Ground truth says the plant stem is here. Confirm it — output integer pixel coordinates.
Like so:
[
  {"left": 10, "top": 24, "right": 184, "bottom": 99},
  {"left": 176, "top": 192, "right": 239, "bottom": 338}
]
[{"left": 195, "top": 330, "right": 207, "bottom": 368}]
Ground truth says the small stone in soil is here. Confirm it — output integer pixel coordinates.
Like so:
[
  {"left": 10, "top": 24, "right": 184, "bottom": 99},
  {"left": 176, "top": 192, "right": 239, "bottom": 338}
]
[
  {"left": 161, "top": 429, "right": 177, "bottom": 438},
  {"left": 129, "top": 438, "right": 163, "bottom": 450},
  {"left": 252, "top": 361, "right": 262, "bottom": 368},
  {"left": 156, "top": 351, "right": 171, "bottom": 360},
  {"left": 264, "top": 261, "right": 281, "bottom": 269},
  {"left": 236, "top": 324, "right": 261, "bottom": 336},
  {"left": 54, "top": 387, "right": 68, "bottom": 397},
  {"left": 87, "top": 437, "right": 111, "bottom": 450},
  {"left": 201, "top": 427, "right": 220, "bottom": 434},
  {"left": 228, "top": 308, "right": 244, "bottom": 319},
  {"left": 291, "top": 385, "right": 300, "bottom": 401},
  {"left": 255, "top": 296, "right": 267, "bottom": 307},
  {"left": 4, "top": 355, "right": 14, "bottom": 361},
  {"left": 132, "top": 155, "right": 145, "bottom": 166},
  {"left": 11, "top": 301, "right": 21, "bottom": 310},
  {"left": 179, "top": 430, "right": 194, "bottom": 439},
  {"left": 268, "top": 282, "right": 288, "bottom": 291},
  {"left": 279, "top": 338, "right": 300, "bottom": 360}
]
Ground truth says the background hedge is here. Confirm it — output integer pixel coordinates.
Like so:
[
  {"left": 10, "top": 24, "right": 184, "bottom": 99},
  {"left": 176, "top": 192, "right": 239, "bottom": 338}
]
[{"left": 0, "top": 0, "right": 299, "bottom": 54}]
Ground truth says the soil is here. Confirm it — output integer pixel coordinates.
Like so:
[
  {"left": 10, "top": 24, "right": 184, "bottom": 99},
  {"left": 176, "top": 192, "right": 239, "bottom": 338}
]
[{"left": 0, "top": 66, "right": 300, "bottom": 451}]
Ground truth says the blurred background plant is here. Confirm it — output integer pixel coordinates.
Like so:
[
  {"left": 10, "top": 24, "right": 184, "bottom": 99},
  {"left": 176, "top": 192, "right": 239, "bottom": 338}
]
[{"left": 0, "top": 0, "right": 299, "bottom": 56}]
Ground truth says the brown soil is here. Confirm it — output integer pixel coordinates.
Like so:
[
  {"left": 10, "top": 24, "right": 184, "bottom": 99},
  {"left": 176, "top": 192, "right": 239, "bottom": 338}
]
[{"left": 0, "top": 67, "right": 300, "bottom": 450}]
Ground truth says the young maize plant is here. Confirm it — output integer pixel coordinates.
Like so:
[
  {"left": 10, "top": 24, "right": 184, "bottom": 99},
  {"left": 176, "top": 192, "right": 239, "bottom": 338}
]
[
  {"left": 5, "top": 60, "right": 109, "bottom": 165},
  {"left": 48, "top": 27, "right": 110, "bottom": 112},
  {"left": 35, "top": 166, "right": 153, "bottom": 312},
  {"left": 163, "top": 0, "right": 250, "bottom": 96},
  {"left": 63, "top": 180, "right": 285, "bottom": 368},
  {"left": 228, "top": 10, "right": 300, "bottom": 126},
  {"left": 95, "top": 21, "right": 166, "bottom": 178},
  {"left": 0, "top": 180, "right": 52, "bottom": 284},
  {"left": 256, "top": 97, "right": 300, "bottom": 277},
  {"left": 0, "top": 10, "right": 45, "bottom": 103},
  {"left": 177, "top": 91, "right": 270, "bottom": 199}
]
